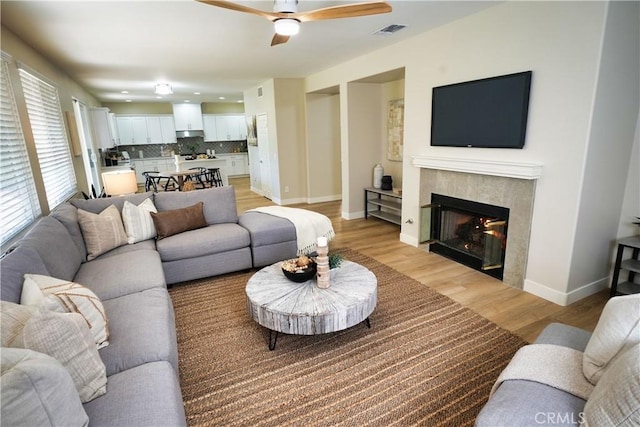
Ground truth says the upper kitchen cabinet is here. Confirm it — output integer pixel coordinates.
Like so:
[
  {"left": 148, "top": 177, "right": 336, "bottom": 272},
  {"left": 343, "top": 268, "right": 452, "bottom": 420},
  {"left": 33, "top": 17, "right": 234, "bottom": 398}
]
[
  {"left": 173, "top": 103, "right": 203, "bottom": 131},
  {"left": 159, "top": 116, "right": 176, "bottom": 143},
  {"left": 90, "top": 107, "right": 117, "bottom": 150},
  {"left": 115, "top": 115, "right": 176, "bottom": 145},
  {"left": 203, "top": 114, "right": 247, "bottom": 141}
]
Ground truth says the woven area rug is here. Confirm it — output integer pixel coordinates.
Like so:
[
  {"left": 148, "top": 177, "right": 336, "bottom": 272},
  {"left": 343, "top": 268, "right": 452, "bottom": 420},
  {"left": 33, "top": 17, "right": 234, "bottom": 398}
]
[{"left": 169, "top": 248, "right": 526, "bottom": 426}]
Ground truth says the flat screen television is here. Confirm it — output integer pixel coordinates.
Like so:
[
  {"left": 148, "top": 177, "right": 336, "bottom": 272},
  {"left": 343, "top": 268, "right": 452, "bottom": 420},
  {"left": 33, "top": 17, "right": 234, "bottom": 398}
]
[{"left": 430, "top": 71, "right": 532, "bottom": 149}]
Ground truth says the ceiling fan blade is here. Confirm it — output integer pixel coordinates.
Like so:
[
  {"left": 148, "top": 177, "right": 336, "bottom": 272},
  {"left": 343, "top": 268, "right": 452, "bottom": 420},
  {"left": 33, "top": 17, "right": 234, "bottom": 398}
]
[
  {"left": 294, "top": 1, "right": 392, "bottom": 22},
  {"left": 271, "top": 33, "right": 290, "bottom": 46},
  {"left": 197, "top": 0, "right": 279, "bottom": 20}
]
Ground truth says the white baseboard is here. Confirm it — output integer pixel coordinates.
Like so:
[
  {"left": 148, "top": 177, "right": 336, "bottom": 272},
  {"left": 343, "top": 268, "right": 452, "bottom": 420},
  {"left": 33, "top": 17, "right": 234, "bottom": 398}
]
[
  {"left": 524, "top": 277, "right": 608, "bottom": 306},
  {"left": 400, "top": 233, "right": 418, "bottom": 246},
  {"left": 343, "top": 210, "right": 365, "bottom": 220},
  {"left": 280, "top": 197, "right": 307, "bottom": 205},
  {"left": 307, "top": 194, "right": 341, "bottom": 204}
]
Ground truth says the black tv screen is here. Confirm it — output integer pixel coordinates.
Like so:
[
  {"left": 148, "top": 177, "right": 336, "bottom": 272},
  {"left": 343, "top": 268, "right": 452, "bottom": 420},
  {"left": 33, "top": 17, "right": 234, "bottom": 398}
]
[{"left": 430, "top": 71, "right": 532, "bottom": 148}]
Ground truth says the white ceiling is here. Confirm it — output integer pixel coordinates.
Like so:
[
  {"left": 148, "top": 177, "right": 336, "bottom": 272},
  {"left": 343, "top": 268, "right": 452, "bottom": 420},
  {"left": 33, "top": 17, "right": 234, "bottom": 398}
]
[{"left": 1, "top": 1, "right": 498, "bottom": 103}]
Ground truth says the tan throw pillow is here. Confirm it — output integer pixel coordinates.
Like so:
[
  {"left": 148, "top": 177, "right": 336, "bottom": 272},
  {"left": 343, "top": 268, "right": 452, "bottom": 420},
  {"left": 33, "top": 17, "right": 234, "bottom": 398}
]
[
  {"left": 122, "top": 198, "right": 157, "bottom": 244},
  {"left": 0, "top": 301, "right": 37, "bottom": 347},
  {"left": 12, "top": 306, "right": 107, "bottom": 402},
  {"left": 150, "top": 201, "right": 207, "bottom": 240},
  {"left": 583, "top": 294, "right": 640, "bottom": 384},
  {"left": 21, "top": 274, "right": 109, "bottom": 349},
  {"left": 77, "top": 204, "right": 128, "bottom": 261}
]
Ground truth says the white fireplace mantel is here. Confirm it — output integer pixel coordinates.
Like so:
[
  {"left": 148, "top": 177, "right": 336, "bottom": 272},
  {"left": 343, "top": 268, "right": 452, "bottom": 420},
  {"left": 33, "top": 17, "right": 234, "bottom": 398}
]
[{"left": 412, "top": 155, "right": 542, "bottom": 180}]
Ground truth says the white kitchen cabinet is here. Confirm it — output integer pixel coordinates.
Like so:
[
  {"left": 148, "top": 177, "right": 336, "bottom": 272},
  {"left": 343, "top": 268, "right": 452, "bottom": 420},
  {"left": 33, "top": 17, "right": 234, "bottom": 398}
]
[
  {"left": 159, "top": 116, "right": 176, "bottom": 143},
  {"left": 90, "top": 107, "right": 117, "bottom": 150},
  {"left": 218, "top": 153, "right": 248, "bottom": 176},
  {"left": 203, "top": 115, "right": 218, "bottom": 142},
  {"left": 132, "top": 117, "right": 149, "bottom": 145},
  {"left": 130, "top": 160, "right": 145, "bottom": 183},
  {"left": 172, "top": 103, "right": 203, "bottom": 131},
  {"left": 115, "top": 115, "right": 176, "bottom": 145},
  {"left": 115, "top": 117, "right": 134, "bottom": 145},
  {"left": 203, "top": 115, "right": 247, "bottom": 141}
]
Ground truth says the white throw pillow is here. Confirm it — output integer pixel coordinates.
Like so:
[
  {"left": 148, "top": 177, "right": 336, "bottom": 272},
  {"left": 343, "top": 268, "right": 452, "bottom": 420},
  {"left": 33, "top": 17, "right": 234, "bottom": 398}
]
[
  {"left": 77, "top": 204, "right": 128, "bottom": 260},
  {"left": 21, "top": 274, "right": 109, "bottom": 349},
  {"left": 122, "top": 198, "right": 157, "bottom": 244},
  {"left": 583, "top": 294, "right": 640, "bottom": 384},
  {"left": 12, "top": 306, "right": 107, "bottom": 402}
]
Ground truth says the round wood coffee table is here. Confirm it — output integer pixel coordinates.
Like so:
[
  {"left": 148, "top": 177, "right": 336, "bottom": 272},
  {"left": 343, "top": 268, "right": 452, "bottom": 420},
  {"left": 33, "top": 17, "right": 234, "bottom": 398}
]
[{"left": 246, "top": 260, "right": 377, "bottom": 350}]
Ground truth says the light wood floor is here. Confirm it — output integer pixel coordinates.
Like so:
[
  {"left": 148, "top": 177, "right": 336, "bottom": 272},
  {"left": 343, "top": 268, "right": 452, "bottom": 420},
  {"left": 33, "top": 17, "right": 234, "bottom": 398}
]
[{"left": 231, "top": 176, "right": 609, "bottom": 343}]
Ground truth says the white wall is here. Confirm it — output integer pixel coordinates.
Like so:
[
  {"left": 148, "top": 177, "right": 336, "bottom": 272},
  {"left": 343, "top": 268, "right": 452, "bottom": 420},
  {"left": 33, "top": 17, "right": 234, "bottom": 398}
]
[
  {"left": 304, "top": 2, "right": 639, "bottom": 304},
  {"left": 568, "top": 1, "right": 640, "bottom": 297}
]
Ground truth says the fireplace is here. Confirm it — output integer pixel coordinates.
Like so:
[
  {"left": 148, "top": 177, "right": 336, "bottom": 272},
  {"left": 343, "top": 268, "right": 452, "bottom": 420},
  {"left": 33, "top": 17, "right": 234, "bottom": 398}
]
[{"left": 424, "top": 194, "right": 509, "bottom": 280}]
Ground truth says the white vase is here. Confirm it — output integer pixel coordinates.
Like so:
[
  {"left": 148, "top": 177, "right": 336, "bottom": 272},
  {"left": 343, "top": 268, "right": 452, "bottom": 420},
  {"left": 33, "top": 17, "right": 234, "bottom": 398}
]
[{"left": 373, "top": 164, "right": 383, "bottom": 188}]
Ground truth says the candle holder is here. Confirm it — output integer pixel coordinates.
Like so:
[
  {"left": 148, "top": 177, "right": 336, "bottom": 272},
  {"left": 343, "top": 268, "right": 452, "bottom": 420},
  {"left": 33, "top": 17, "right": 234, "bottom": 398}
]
[{"left": 316, "top": 237, "right": 330, "bottom": 289}]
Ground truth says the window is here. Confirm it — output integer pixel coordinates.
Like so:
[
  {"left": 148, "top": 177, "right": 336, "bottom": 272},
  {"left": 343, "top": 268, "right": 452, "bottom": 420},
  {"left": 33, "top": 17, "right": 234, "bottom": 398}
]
[
  {"left": 18, "top": 65, "right": 76, "bottom": 210},
  {"left": 0, "top": 55, "right": 41, "bottom": 247}
]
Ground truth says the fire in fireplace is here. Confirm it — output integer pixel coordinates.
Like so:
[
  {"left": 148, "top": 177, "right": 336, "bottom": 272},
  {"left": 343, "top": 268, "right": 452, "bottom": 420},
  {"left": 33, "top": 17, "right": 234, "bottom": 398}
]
[{"left": 421, "top": 194, "right": 509, "bottom": 280}]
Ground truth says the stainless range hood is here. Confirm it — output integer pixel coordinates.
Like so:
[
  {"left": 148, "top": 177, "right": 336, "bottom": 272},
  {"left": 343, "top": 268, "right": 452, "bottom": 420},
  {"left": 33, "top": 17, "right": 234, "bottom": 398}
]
[{"left": 175, "top": 129, "right": 204, "bottom": 138}]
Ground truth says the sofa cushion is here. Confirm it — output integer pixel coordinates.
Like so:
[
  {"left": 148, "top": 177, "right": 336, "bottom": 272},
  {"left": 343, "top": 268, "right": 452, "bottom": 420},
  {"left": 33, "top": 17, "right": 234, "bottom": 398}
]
[
  {"left": 17, "top": 216, "right": 83, "bottom": 282},
  {"left": 0, "top": 246, "right": 49, "bottom": 304},
  {"left": 70, "top": 191, "right": 154, "bottom": 214},
  {"left": 14, "top": 306, "right": 107, "bottom": 402},
  {"left": 151, "top": 202, "right": 207, "bottom": 240},
  {"left": 21, "top": 274, "right": 109, "bottom": 349},
  {"left": 238, "top": 211, "right": 297, "bottom": 246},
  {"left": 155, "top": 223, "right": 250, "bottom": 262},
  {"left": 98, "top": 287, "right": 178, "bottom": 376},
  {"left": 1, "top": 348, "right": 89, "bottom": 427},
  {"left": 583, "top": 294, "right": 640, "bottom": 384},
  {"left": 74, "top": 249, "right": 165, "bottom": 301},
  {"left": 50, "top": 203, "right": 87, "bottom": 260},
  {"left": 154, "top": 185, "right": 239, "bottom": 224},
  {"left": 77, "top": 205, "right": 129, "bottom": 261},
  {"left": 83, "top": 361, "right": 186, "bottom": 427},
  {"left": 583, "top": 344, "right": 640, "bottom": 426},
  {"left": 94, "top": 239, "right": 156, "bottom": 259},
  {"left": 122, "top": 198, "right": 157, "bottom": 243}
]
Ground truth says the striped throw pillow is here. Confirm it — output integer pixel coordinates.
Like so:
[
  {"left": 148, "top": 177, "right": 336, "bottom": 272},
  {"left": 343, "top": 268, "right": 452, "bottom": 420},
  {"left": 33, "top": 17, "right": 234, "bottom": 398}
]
[{"left": 122, "top": 198, "right": 157, "bottom": 244}]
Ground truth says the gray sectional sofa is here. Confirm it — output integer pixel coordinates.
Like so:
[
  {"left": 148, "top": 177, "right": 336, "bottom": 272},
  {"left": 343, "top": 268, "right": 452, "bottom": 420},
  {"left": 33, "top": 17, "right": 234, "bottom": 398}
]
[{"left": 0, "top": 186, "right": 298, "bottom": 426}]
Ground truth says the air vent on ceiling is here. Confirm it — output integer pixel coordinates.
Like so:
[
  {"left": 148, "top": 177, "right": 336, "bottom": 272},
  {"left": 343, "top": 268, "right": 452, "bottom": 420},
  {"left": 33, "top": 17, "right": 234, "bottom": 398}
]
[{"left": 373, "top": 24, "right": 407, "bottom": 36}]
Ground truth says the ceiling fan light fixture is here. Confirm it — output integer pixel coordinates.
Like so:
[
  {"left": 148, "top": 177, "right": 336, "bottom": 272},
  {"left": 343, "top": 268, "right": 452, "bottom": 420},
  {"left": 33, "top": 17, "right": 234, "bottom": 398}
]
[
  {"left": 154, "top": 83, "right": 173, "bottom": 95},
  {"left": 274, "top": 18, "right": 300, "bottom": 36}
]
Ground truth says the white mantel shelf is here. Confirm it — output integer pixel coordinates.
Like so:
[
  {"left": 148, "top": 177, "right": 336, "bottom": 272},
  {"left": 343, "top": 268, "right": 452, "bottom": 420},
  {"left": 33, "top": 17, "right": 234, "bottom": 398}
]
[{"left": 412, "top": 155, "right": 543, "bottom": 180}]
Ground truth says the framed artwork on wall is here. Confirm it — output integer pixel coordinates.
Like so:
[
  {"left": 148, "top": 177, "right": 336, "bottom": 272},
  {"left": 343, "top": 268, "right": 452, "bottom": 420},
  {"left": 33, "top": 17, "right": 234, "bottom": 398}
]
[
  {"left": 387, "top": 99, "right": 404, "bottom": 161},
  {"left": 246, "top": 115, "right": 257, "bottom": 146}
]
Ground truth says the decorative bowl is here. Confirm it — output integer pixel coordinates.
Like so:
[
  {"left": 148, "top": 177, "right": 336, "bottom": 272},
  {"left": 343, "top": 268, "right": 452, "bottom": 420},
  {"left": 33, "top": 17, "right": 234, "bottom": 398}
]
[{"left": 281, "top": 259, "right": 317, "bottom": 283}]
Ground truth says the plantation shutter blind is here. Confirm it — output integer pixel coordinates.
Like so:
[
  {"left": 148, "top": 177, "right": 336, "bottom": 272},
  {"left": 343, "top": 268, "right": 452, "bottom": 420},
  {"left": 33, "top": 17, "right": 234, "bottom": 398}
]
[
  {"left": 18, "top": 65, "right": 77, "bottom": 210},
  {"left": 0, "top": 55, "right": 42, "bottom": 246}
]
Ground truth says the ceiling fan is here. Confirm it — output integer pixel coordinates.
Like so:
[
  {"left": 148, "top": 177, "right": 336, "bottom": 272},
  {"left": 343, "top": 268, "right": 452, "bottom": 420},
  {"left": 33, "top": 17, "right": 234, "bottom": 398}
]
[{"left": 197, "top": 0, "right": 392, "bottom": 46}]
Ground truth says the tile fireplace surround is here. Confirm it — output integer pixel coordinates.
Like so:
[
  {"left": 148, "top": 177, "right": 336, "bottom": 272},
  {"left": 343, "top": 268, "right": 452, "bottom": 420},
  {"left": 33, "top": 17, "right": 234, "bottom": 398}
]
[{"left": 413, "top": 156, "right": 542, "bottom": 289}]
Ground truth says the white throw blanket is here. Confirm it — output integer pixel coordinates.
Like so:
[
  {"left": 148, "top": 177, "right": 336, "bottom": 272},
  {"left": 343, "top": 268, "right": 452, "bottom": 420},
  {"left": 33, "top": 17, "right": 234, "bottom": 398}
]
[
  {"left": 249, "top": 206, "right": 335, "bottom": 255},
  {"left": 491, "top": 343, "right": 594, "bottom": 400}
]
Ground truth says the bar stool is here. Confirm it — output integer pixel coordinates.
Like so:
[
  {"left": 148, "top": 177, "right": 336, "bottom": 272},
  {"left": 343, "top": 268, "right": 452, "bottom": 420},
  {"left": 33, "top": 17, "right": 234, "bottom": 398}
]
[
  {"left": 207, "top": 168, "right": 223, "bottom": 187},
  {"left": 143, "top": 171, "right": 178, "bottom": 192}
]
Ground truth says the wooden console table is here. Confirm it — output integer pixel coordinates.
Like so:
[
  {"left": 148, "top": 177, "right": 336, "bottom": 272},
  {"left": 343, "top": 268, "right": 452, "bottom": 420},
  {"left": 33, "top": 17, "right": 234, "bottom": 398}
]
[{"left": 364, "top": 187, "right": 402, "bottom": 225}]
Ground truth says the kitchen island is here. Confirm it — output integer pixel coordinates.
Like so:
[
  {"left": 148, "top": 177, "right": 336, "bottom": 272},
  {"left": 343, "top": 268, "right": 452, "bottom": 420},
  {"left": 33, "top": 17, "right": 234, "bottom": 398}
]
[{"left": 174, "top": 157, "right": 229, "bottom": 186}]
